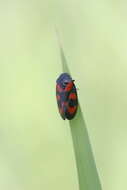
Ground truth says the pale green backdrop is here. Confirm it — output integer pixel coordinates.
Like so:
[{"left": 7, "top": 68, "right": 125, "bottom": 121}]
[{"left": 0, "top": 0, "right": 127, "bottom": 190}]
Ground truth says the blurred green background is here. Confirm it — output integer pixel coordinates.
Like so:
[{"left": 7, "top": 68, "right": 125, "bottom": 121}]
[{"left": 0, "top": 0, "right": 127, "bottom": 189}]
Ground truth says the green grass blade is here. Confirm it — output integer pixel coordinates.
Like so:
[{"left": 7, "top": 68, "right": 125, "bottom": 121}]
[
  {"left": 58, "top": 42, "right": 102, "bottom": 190},
  {"left": 70, "top": 108, "right": 102, "bottom": 190}
]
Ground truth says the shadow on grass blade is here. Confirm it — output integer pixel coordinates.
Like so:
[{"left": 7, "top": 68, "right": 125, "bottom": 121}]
[{"left": 58, "top": 40, "right": 102, "bottom": 190}]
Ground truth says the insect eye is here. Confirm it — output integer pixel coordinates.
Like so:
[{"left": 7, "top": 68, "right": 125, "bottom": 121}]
[{"left": 63, "top": 81, "right": 69, "bottom": 86}]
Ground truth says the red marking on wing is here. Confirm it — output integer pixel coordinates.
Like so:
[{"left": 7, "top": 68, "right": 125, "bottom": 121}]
[
  {"left": 67, "top": 106, "right": 77, "bottom": 114},
  {"left": 65, "top": 82, "right": 73, "bottom": 92},
  {"left": 56, "top": 84, "right": 63, "bottom": 93},
  {"left": 69, "top": 93, "right": 77, "bottom": 100}
]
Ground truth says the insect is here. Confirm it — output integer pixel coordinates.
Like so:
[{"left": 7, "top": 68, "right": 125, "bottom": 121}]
[{"left": 56, "top": 73, "right": 78, "bottom": 120}]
